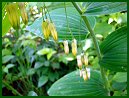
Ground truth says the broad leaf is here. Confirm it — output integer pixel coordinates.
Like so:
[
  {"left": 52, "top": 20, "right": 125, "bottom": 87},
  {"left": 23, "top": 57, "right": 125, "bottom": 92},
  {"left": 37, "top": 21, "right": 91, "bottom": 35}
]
[
  {"left": 38, "top": 75, "right": 48, "bottom": 88},
  {"left": 48, "top": 70, "right": 108, "bottom": 96},
  {"left": 26, "top": 7, "right": 96, "bottom": 41},
  {"left": 112, "top": 72, "right": 127, "bottom": 82},
  {"left": 2, "top": 55, "right": 15, "bottom": 64},
  {"left": 99, "top": 26, "right": 127, "bottom": 72},
  {"left": 83, "top": 2, "right": 127, "bottom": 16},
  {"left": 37, "top": 2, "right": 72, "bottom": 10}
]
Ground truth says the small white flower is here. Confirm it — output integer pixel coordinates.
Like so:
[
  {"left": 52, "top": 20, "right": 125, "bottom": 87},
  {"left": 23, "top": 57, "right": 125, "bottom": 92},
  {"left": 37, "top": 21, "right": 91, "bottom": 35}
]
[
  {"left": 79, "top": 70, "right": 83, "bottom": 77},
  {"left": 77, "top": 55, "right": 82, "bottom": 68}
]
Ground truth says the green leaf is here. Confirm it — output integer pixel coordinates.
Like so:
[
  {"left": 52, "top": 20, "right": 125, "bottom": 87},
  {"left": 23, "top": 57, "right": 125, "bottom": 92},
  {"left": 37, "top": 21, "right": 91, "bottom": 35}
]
[
  {"left": 26, "top": 7, "right": 96, "bottom": 41},
  {"left": 2, "top": 2, "right": 7, "bottom": 18},
  {"left": 94, "top": 22, "right": 114, "bottom": 37},
  {"left": 2, "top": 49, "right": 12, "bottom": 56},
  {"left": 47, "top": 2, "right": 73, "bottom": 11},
  {"left": 51, "top": 63, "right": 60, "bottom": 69},
  {"left": 48, "top": 71, "right": 59, "bottom": 82},
  {"left": 83, "top": 2, "right": 127, "bottom": 16},
  {"left": 3, "top": 64, "right": 15, "bottom": 73},
  {"left": 37, "top": 48, "right": 50, "bottom": 55},
  {"left": 37, "top": 48, "right": 56, "bottom": 60},
  {"left": 113, "top": 90, "right": 127, "bottom": 96},
  {"left": 47, "top": 50, "right": 56, "bottom": 60},
  {"left": 2, "top": 55, "right": 15, "bottom": 64},
  {"left": 27, "top": 68, "right": 36, "bottom": 76},
  {"left": 2, "top": 3, "right": 11, "bottom": 36},
  {"left": 47, "top": 70, "right": 108, "bottom": 96},
  {"left": 34, "top": 62, "right": 44, "bottom": 69},
  {"left": 38, "top": 75, "right": 48, "bottom": 88},
  {"left": 28, "top": 91, "right": 38, "bottom": 96},
  {"left": 44, "top": 61, "right": 50, "bottom": 67},
  {"left": 99, "top": 26, "right": 127, "bottom": 72},
  {"left": 112, "top": 81, "right": 127, "bottom": 91},
  {"left": 112, "top": 72, "right": 127, "bottom": 82}
]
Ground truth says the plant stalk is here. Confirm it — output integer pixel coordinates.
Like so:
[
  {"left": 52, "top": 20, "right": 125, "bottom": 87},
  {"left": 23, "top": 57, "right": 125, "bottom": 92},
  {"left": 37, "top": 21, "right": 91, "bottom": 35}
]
[
  {"left": 2, "top": 80, "right": 23, "bottom": 96},
  {"left": 72, "top": 2, "right": 109, "bottom": 95}
]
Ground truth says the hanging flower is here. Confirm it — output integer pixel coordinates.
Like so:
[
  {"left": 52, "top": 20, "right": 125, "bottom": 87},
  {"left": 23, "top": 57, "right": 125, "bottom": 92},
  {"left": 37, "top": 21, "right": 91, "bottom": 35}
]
[
  {"left": 84, "top": 55, "right": 88, "bottom": 66},
  {"left": 77, "top": 55, "right": 82, "bottom": 68},
  {"left": 63, "top": 40, "right": 69, "bottom": 54},
  {"left": 18, "top": 2, "right": 28, "bottom": 25},
  {"left": 86, "top": 67, "right": 90, "bottom": 79},
  {"left": 81, "top": 53, "right": 84, "bottom": 64},
  {"left": 48, "top": 22, "right": 58, "bottom": 42},
  {"left": 72, "top": 39, "right": 77, "bottom": 56},
  {"left": 82, "top": 70, "right": 88, "bottom": 81},
  {"left": 79, "top": 70, "right": 83, "bottom": 77},
  {"left": 41, "top": 19, "right": 51, "bottom": 40},
  {"left": 6, "top": 3, "right": 20, "bottom": 30}
]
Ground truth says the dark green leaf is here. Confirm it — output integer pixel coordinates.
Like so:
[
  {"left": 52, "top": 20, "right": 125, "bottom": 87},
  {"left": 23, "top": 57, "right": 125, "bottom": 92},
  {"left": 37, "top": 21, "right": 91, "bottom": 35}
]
[
  {"left": 83, "top": 2, "right": 127, "bottom": 16},
  {"left": 48, "top": 70, "right": 108, "bottom": 96},
  {"left": 99, "top": 26, "right": 127, "bottom": 72},
  {"left": 112, "top": 81, "right": 127, "bottom": 91},
  {"left": 38, "top": 75, "right": 48, "bottom": 88},
  {"left": 51, "top": 63, "right": 60, "bottom": 69},
  {"left": 44, "top": 61, "right": 50, "bottom": 67},
  {"left": 27, "top": 7, "right": 96, "bottom": 41},
  {"left": 48, "top": 72, "right": 59, "bottom": 82}
]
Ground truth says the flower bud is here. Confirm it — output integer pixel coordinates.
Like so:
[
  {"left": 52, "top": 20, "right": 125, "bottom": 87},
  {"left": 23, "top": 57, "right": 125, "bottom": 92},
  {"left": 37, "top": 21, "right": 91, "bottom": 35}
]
[
  {"left": 72, "top": 39, "right": 77, "bottom": 56},
  {"left": 84, "top": 55, "right": 88, "bottom": 66},
  {"left": 86, "top": 68, "right": 90, "bottom": 79},
  {"left": 49, "top": 22, "right": 58, "bottom": 42},
  {"left": 79, "top": 70, "right": 83, "bottom": 77},
  {"left": 6, "top": 3, "right": 20, "bottom": 30},
  {"left": 81, "top": 53, "right": 84, "bottom": 64},
  {"left": 18, "top": 2, "right": 28, "bottom": 25},
  {"left": 82, "top": 70, "right": 88, "bottom": 81},
  {"left": 63, "top": 40, "right": 69, "bottom": 54},
  {"left": 42, "top": 20, "right": 51, "bottom": 40},
  {"left": 77, "top": 55, "right": 82, "bottom": 68}
]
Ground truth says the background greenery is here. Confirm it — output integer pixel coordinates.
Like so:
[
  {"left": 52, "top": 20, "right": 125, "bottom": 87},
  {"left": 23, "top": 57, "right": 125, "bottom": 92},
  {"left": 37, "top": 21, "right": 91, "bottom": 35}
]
[{"left": 2, "top": 2, "right": 127, "bottom": 96}]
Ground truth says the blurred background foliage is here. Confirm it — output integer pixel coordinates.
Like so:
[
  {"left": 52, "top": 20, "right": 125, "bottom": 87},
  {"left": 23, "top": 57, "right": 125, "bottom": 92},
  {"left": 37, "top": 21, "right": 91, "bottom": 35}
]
[{"left": 2, "top": 2, "right": 127, "bottom": 96}]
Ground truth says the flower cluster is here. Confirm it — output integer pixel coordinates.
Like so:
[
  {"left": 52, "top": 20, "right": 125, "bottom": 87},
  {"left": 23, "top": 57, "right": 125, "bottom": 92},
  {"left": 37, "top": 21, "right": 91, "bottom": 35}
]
[
  {"left": 6, "top": 3, "right": 28, "bottom": 30},
  {"left": 63, "top": 39, "right": 90, "bottom": 81},
  {"left": 42, "top": 19, "right": 58, "bottom": 42},
  {"left": 77, "top": 53, "right": 90, "bottom": 81}
]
